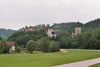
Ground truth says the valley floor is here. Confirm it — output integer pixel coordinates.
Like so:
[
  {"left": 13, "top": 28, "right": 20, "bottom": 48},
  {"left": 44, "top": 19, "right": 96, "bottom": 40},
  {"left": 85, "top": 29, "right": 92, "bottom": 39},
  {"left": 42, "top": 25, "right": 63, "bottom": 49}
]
[{"left": 0, "top": 50, "right": 100, "bottom": 67}]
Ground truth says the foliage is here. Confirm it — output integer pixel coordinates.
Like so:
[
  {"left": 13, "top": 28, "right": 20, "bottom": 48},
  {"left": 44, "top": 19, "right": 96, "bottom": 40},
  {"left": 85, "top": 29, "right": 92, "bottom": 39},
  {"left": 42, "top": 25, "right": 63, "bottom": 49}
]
[
  {"left": 0, "top": 36, "right": 3, "bottom": 41},
  {"left": 0, "top": 29, "right": 16, "bottom": 40},
  {"left": 37, "top": 37, "right": 50, "bottom": 52},
  {"left": 0, "top": 40, "right": 11, "bottom": 54},
  {"left": 96, "top": 27, "right": 100, "bottom": 40},
  {"left": 26, "top": 40, "right": 36, "bottom": 53},
  {"left": 7, "top": 29, "right": 46, "bottom": 47},
  {"left": 15, "top": 46, "right": 21, "bottom": 53},
  {"left": 94, "top": 40, "right": 100, "bottom": 50},
  {"left": 49, "top": 40, "right": 60, "bottom": 52}
]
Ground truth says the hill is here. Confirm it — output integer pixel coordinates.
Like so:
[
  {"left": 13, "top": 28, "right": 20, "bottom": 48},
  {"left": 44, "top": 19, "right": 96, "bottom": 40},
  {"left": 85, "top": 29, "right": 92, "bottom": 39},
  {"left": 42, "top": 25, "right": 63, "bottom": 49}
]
[
  {"left": 53, "top": 18, "right": 100, "bottom": 34},
  {"left": 0, "top": 29, "right": 16, "bottom": 40},
  {"left": 0, "top": 18, "right": 100, "bottom": 39}
]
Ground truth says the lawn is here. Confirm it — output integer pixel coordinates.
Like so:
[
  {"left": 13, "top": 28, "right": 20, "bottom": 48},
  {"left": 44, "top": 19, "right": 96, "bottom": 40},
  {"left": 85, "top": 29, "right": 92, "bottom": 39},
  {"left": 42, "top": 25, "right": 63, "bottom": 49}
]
[
  {"left": 89, "top": 63, "right": 100, "bottom": 67},
  {"left": 0, "top": 50, "right": 100, "bottom": 67}
]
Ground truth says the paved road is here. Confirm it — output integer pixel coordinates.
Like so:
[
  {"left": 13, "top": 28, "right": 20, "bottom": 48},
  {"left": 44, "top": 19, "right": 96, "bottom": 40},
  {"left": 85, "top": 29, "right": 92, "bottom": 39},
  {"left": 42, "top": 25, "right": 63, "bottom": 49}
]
[{"left": 52, "top": 58, "right": 100, "bottom": 67}]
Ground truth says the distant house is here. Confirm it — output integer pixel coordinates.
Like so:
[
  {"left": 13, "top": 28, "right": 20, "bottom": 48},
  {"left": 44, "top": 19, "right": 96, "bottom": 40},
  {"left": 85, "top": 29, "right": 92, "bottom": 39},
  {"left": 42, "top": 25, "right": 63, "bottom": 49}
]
[
  {"left": 7, "top": 41, "right": 15, "bottom": 52},
  {"left": 42, "top": 27, "right": 56, "bottom": 37}
]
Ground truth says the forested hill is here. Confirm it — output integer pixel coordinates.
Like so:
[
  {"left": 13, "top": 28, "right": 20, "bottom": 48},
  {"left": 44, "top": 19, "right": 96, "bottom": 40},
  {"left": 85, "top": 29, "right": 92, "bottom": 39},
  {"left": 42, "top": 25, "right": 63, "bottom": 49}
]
[
  {"left": 0, "top": 29, "right": 16, "bottom": 40},
  {"left": 52, "top": 22, "right": 83, "bottom": 34},
  {"left": 53, "top": 18, "right": 100, "bottom": 34},
  {"left": 0, "top": 18, "right": 100, "bottom": 39}
]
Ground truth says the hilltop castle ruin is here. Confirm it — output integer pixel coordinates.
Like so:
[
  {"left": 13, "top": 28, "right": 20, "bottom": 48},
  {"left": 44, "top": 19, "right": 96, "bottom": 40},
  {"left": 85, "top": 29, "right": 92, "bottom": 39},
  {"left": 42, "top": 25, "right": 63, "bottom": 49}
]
[{"left": 22, "top": 26, "right": 56, "bottom": 37}]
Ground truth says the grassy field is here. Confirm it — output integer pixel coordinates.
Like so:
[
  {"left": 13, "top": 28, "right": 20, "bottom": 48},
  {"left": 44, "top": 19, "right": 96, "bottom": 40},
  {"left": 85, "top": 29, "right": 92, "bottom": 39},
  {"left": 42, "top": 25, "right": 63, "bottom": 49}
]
[
  {"left": 89, "top": 63, "right": 100, "bottom": 67},
  {"left": 0, "top": 50, "right": 100, "bottom": 67}
]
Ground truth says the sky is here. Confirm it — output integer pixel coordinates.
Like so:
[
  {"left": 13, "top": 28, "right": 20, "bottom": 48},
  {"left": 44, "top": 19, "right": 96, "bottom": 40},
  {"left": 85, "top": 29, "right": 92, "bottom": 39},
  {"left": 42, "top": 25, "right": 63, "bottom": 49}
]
[{"left": 0, "top": 0, "right": 100, "bottom": 30}]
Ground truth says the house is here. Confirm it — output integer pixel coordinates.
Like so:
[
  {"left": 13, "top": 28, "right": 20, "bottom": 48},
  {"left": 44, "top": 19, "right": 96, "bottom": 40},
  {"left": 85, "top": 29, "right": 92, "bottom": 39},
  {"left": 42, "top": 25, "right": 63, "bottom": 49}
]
[
  {"left": 7, "top": 41, "right": 15, "bottom": 52},
  {"left": 42, "top": 27, "right": 56, "bottom": 37}
]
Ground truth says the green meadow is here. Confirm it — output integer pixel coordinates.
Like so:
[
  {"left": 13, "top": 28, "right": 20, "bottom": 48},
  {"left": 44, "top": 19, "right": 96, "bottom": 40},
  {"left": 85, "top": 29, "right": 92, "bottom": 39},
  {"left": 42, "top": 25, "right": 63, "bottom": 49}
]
[
  {"left": 0, "top": 50, "right": 100, "bottom": 67},
  {"left": 89, "top": 63, "right": 100, "bottom": 67}
]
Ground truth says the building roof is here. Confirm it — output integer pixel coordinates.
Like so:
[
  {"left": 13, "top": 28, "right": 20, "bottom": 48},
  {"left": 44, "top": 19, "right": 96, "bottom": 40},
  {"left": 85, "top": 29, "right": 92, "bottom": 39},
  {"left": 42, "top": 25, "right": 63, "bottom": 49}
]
[
  {"left": 42, "top": 27, "right": 54, "bottom": 30},
  {"left": 76, "top": 22, "right": 81, "bottom": 27},
  {"left": 7, "top": 42, "right": 15, "bottom": 46}
]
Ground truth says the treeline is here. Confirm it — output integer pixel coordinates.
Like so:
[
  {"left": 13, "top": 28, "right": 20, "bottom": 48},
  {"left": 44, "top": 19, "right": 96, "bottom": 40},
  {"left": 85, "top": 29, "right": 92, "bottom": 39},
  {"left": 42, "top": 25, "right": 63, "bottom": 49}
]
[
  {"left": 7, "top": 27, "right": 100, "bottom": 51},
  {"left": 56, "top": 28, "right": 100, "bottom": 50}
]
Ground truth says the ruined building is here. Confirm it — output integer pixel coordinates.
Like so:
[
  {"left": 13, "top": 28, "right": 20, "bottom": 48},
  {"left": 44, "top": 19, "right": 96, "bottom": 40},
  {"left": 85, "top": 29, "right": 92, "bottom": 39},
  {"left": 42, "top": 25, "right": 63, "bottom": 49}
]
[
  {"left": 22, "top": 26, "right": 56, "bottom": 37},
  {"left": 22, "top": 26, "right": 40, "bottom": 32},
  {"left": 42, "top": 27, "right": 56, "bottom": 37}
]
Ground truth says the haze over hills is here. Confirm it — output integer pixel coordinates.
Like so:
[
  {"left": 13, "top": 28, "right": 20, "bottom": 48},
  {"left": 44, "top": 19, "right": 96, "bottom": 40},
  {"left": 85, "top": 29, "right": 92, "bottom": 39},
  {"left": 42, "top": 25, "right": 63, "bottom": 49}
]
[{"left": 0, "top": 18, "right": 100, "bottom": 39}]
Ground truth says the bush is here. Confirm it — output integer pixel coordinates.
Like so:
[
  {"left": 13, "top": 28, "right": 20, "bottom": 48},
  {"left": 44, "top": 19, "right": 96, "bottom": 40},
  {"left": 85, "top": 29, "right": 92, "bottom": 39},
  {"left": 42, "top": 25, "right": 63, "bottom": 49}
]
[
  {"left": 15, "top": 46, "right": 21, "bottom": 53},
  {"left": 94, "top": 40, "right": 100, "bottom": 49},
  {"left": 0, "top": 40, "right": 11, "bottom": 54},
  {"left": 49, "top": 41, "right": 59, "bottom": 52},
  {"left": 26, "top": 40, "right": 36, "bottom": 53},
  {"left": 37, "top": 37, "right": 50, "bottom": 53}
]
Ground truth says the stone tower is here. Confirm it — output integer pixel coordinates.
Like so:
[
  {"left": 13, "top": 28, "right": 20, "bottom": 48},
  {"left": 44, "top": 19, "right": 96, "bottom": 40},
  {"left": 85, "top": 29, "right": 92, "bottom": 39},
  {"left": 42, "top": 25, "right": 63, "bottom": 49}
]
[{"left": 75, "top": 22, "right": 81, "bottom": 35}]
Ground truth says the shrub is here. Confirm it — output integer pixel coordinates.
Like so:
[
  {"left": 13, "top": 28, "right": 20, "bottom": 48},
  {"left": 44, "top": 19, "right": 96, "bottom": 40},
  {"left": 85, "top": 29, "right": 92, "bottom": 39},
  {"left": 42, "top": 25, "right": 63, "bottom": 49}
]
[
  {"left": 38, "top": 37, "right": 50, "bottom": 53},
  {"left": 15, "top": 46, "right": 21, "bottom": 53},
  {"left": 26, "top": 40, "right": 36, "bottom": 53},
  {"left": 0, "top": 40, "right": 11, "bottom": 54},
  {"left": 49, "top": 41, "right": 60, "bottom": 52},
  {"left": 94, "top": 40, "right": 100, "bottom": 49}
]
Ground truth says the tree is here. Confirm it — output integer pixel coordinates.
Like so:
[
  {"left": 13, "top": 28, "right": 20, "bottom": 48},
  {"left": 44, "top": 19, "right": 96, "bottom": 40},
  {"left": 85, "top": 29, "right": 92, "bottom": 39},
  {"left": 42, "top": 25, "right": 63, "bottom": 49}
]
[
  {"left": 96, "top": 27, "right": 100, "bottom": 40},
  {"left": 0, "top": 36, "right": 2, "bottom": 41},
  {"left": 72, "top": 34, "right": 83, "bottom": 48},
  {"left": 26, "top": 40, "right": 36, "bottom": 53},
  {"left": 0, "top": 40, "right": 11, "bottom": 54},
  {"left": 38, "top": 37, "right": 50, "bottom": 52},
  {"left": 94, "top": 40, "right": 100, "bottom": 49},
  {"left": 66, "top": 37, "right": 72, "bottom": 49},
  {"left": 49, "top": 41, "right": 60, "bottom": 52}
]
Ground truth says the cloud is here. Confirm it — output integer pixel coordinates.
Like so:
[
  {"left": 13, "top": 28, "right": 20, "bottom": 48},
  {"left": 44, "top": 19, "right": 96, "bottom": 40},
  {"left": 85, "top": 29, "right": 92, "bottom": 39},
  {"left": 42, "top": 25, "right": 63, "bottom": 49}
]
[{"left": 0, "top": 0, "right": 100, "bottom": 30}]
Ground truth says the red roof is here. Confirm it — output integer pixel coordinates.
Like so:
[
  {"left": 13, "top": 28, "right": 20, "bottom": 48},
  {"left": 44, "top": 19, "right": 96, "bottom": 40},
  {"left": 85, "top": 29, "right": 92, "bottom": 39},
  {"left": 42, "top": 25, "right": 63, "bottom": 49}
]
[{"left": 7, "top": 42, "right": 15, "bottom": 46}]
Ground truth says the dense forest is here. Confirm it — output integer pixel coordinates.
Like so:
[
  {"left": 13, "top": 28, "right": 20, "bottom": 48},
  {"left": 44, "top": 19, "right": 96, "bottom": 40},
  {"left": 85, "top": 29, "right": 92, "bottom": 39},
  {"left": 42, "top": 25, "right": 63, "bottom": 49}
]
[{"left": 1, "top": 18, "right": 100, "bottom": 39}]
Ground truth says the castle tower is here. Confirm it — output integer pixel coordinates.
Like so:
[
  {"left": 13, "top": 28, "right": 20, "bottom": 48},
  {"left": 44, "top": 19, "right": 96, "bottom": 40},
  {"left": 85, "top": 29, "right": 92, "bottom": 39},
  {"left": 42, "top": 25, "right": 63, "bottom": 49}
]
[{"left": 75, "top": 22, "right": 81, "bottom": 35}]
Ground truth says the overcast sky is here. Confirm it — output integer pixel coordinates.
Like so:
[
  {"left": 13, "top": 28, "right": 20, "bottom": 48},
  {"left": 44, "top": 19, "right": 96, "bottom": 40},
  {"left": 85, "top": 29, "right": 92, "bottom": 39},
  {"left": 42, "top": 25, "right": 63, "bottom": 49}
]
[{"left": 0, "top": 0, "right": 100, "bottom": 30}]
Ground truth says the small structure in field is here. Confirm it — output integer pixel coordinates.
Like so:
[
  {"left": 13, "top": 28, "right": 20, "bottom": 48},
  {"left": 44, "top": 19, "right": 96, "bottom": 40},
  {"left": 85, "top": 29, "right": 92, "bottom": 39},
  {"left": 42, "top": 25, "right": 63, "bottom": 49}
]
[{"left": 7, "top": 41, "right": 15, "bottom": 52}]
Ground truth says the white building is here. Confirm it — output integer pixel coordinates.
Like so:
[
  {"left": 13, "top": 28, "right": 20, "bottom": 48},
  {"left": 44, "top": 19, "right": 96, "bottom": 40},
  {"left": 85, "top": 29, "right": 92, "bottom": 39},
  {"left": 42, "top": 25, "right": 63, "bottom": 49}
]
[{"left": 7, "top": 41, "right": 15, "bottom": 52}]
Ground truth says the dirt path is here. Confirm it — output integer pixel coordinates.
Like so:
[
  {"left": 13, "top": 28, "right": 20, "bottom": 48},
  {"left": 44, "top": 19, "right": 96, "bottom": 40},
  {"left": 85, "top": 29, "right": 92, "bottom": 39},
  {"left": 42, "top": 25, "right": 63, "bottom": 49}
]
[{"left": 52, "top": 58, "right": 100, "bottom": 67}]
